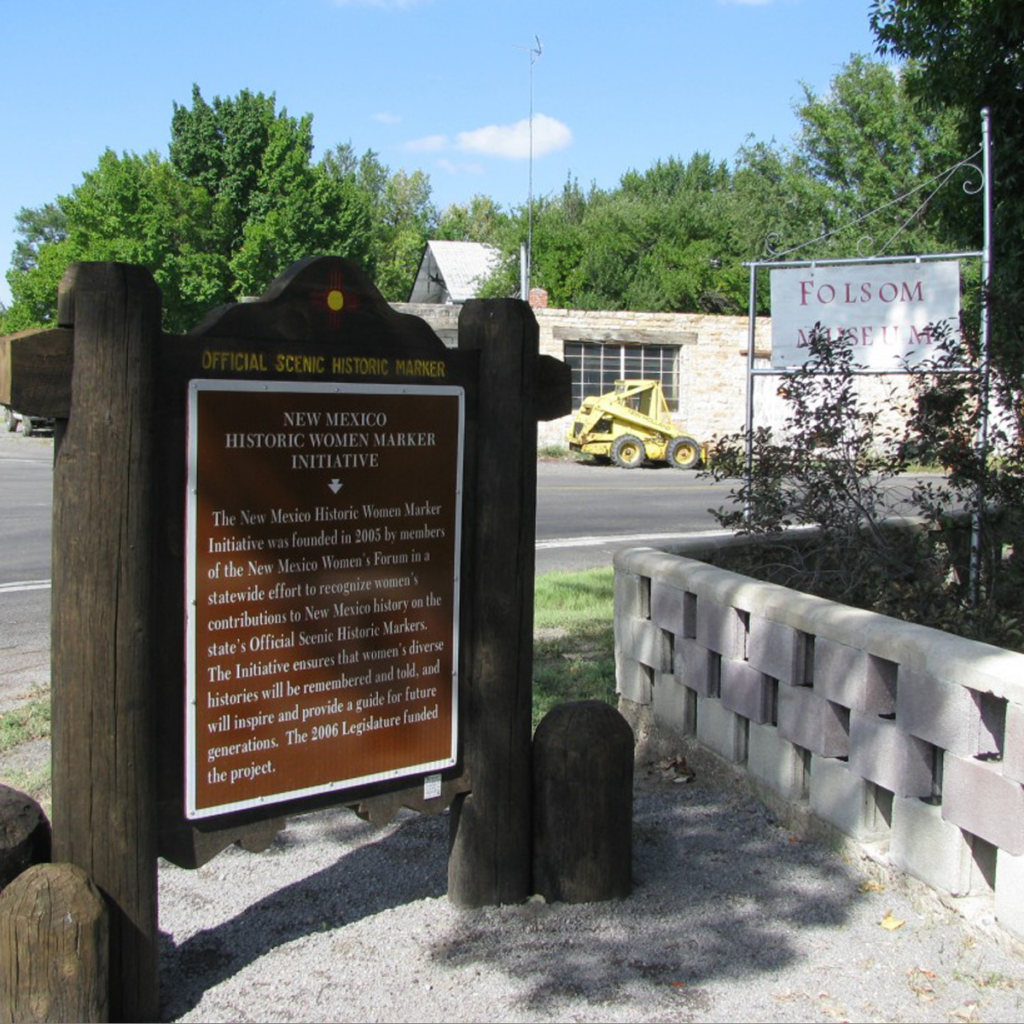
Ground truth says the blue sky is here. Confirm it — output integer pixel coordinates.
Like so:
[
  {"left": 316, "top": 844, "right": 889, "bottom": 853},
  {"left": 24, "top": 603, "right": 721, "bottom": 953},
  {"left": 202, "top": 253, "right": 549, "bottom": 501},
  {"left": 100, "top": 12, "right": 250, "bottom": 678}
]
[{"left": 0, "top": 0, "right": 883, "bottom": 307}]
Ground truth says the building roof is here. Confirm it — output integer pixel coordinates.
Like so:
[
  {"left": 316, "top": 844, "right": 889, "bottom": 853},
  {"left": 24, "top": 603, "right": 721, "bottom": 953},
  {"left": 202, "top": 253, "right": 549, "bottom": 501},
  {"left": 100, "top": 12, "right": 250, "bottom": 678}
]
[{"left": 408, "top": 241, "right": 501, "bottom": 304}]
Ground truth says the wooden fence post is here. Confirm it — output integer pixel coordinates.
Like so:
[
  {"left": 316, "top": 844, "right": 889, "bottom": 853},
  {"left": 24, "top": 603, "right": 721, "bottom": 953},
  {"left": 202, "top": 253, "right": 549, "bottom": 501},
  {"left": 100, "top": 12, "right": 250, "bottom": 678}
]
[
  {"left": 50, "top": 263, "right": 161, "bottom": 1022},
  {"left": 0, "top": 863, "right": 109, "bottom": 1023},
  {"left": 532, "top": 701, "right": 634, "bottom": 903},
  {"left": 448, "top": 299, "right": 540, "bottom": 906},
  {"left": 0, "top": 785, "right": 51, "bottom": 890}
]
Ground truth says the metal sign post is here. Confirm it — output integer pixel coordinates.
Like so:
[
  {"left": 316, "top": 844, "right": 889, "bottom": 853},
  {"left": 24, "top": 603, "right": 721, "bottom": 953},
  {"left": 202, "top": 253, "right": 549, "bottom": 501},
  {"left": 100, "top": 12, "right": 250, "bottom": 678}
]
[{"left": 742, "top": 109, "right": 993, "bottom": 598}]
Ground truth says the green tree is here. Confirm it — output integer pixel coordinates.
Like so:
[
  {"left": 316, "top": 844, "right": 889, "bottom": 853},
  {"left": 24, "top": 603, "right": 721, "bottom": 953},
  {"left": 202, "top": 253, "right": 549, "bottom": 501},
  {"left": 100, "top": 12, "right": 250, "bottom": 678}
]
[
  {"left": 555, "top": 158, "right": 747, "bottom": 313},
  {"left": 734, "top": 56, "right": 962, "bottom": 266},
  {"left": 436, "top": 195, "right": 508, "bottom": 244},
  {"left": 481, "top": 145, "right": 827, "bottom": 313},
  {"left": 730, "top": 139, "right": 831, "bottom": 287},
  {"left": 4, "top": 150, "right": 222, "bottom": 333},
  {"left": 870, "top": 0, "right": 1024, "bottom": 358},
  {"left": 795, "top": 55, "right": 963, "bottom": 253},
  {"left": 2, "top": 236, "right": 76, "bottom": 333},
  {"left": 870, "top": 0, "right": 1023, "bottom": 210},
  {"left": 476, "top": 177, "right": 591, "bottom": 304},
  {"left": 2, "top": 203, "right": 71, "bottom": 332},
  {"left": 368, "top": 169, "right": 437, "bottom": 300},
  {"left": 319, "top": 145, "right": 437, "bottom": 300},
  {"left": 4, "top": 87, "right": 377, "bottom": 332},
  {"left": 68, "top": 149, "right": 225, "bottom": 330},
  {"left": 10, "top": 203, "right": 67, "bottom": 274},
  {"left": 171, "top": 87, "right": 371, "bottom": 304},
  {"left": 728, "top": 55, "right": 963, "bottom": 312},
  {"left": 229, "top": 114, "right": 370, "bottom": 297},
  {"left": 319, "top": 141, "right": 360, "bottom": 182},
  {"left": 169, "top": 86, "right": 282, "bottom": 251}
]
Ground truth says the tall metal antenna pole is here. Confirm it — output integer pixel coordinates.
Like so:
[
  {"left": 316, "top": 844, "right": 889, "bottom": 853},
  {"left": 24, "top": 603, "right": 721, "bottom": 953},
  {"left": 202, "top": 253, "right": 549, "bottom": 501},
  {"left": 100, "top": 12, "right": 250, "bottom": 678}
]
[
  {"left": 970, "top": 106, "right": 994, "bottom": 604},
  {"left": 514, "top": 36, "right": 542, "bottom": 297}
]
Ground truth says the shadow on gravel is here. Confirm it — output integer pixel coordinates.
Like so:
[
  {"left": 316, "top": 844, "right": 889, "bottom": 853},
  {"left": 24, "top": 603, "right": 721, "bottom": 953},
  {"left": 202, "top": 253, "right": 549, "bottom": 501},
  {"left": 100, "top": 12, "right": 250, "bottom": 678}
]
[
  {"left": 159, "top": 809, "right": 450, "bottom": 1020},
  {"left": 426, "top": 778, "right": 860, "bottom": 1014},
  {"left": 160, "top": 775, "right": 862, "bottom": 1020}
]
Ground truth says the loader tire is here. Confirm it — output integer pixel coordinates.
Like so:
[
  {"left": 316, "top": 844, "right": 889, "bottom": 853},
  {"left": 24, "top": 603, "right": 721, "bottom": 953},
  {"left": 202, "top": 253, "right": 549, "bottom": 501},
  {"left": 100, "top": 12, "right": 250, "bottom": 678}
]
[
  {"left": 611, "top": 435, "right": 645, "bottom": 469},
  {"left": 667, "top": 435, "right": 701, "bottom": 470}
]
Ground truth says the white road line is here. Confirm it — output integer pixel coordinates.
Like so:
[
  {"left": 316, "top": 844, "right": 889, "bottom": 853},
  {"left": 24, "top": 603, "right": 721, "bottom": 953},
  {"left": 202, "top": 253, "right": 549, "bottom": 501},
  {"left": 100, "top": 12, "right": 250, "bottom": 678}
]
[
  {"left": 535, "top": 530, "right": 732, "bottom": 550},
  {"left": 0, "top": 532, "right": 734, "bottom": 593},
  {"left": 0, "top": 580, "right": 51, "bottom": 594}
]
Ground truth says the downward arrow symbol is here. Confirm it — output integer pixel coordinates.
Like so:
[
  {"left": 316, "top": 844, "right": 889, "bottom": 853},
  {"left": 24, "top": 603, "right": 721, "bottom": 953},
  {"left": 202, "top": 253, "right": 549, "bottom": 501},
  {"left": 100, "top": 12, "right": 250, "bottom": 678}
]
[{"left": 328, "top": 479, "right": 342, "bottom": 494}]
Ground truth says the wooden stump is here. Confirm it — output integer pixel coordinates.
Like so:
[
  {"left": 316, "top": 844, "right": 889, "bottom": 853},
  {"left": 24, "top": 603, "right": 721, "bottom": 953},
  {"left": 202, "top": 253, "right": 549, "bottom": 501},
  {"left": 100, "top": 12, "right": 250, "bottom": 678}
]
[
  {"left": 532, "top": 700, "right": 634, "bottom": 903},
  {"left": 0, "top": 863, "right": 109, "bottom": 1023},
  {"left": 0, "top": 785, "right": 51, "bottom": 891}
]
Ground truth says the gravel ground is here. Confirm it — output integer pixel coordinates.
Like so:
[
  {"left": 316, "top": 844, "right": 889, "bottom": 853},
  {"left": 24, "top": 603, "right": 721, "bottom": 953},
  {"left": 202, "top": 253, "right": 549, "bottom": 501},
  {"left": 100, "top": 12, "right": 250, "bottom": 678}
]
[
  {"left": 159, "top": 767, "right": 1024, "bottom": 1024},
  {"left": 5, "top": 429, "right": 1023, "bottom": 1022}
]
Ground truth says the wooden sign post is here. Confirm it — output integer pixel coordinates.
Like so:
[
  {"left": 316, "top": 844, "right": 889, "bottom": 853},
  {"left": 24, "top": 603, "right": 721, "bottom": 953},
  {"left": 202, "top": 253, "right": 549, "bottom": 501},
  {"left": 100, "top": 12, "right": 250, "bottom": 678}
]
[
  {"left": 51, "top": 263, "right": 162, "bottom": 1023},
  {"left": 0, "top": 257, "right": 570, "bottom": 1022}
]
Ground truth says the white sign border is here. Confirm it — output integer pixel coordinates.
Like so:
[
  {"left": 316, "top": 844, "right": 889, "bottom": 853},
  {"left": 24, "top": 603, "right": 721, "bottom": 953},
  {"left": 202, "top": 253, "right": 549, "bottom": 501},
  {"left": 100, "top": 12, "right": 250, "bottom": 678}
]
[{"left": 185, "top": 378, "right": 465, "bottom": 820}]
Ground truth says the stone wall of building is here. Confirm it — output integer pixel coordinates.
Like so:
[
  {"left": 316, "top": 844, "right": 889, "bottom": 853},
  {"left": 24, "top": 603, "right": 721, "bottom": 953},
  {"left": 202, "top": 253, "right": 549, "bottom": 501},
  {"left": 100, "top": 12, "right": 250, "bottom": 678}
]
[
  {"left": 395, "top": 302, "right": 462, "bottom": 348},
  {"left": 531, "top": 307, "right": 774, "bottom": 448},
  {"left": 393, "top": 302, "right": 910, "bottom": 452},
  {"left": 395, "top": 302, "right": 776, "bottom": 449}
]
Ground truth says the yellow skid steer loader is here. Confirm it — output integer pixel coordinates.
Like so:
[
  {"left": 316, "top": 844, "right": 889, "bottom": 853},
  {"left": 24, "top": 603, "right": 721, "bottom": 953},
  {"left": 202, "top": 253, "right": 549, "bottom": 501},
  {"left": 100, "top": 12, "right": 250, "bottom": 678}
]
[{"left": 566, "top": 380, "right": 703, "bottom": 469}]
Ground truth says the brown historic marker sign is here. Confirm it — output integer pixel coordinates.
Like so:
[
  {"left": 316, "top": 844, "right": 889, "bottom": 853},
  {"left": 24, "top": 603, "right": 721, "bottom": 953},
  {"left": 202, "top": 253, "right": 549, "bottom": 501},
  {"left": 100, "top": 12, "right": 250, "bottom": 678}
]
[
  {"left": 0, "top": 257, "right": 570, "bottom": 1022},
  {"left": 185, "top": 380, "right": 463, "bottom": 819}
]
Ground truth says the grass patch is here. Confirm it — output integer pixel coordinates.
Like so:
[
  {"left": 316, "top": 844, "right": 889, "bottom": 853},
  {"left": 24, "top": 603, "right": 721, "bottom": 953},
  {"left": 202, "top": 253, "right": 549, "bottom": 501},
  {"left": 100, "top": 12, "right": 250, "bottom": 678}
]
[
  {"left": 538, "top": 443, "right": 569, "bottom": 460},
  {"left": 535, "top": 565, "right": 615, "bottom": 631},
  {"left": 533, "top": 567, "right": 616, "bottom": 728},
  {"left": 0, "top": 696, "right": 51, "bottom": 753},
  {"left": 537, "top": 444, "right": 597, "bottom": 464},
  {"left": 0, "top": 695, "right": 52, "bottom": 814}
]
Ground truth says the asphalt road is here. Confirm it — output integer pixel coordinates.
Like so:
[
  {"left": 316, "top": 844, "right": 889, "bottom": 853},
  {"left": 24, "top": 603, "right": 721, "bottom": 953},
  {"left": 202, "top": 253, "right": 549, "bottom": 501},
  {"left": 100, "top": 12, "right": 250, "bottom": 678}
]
[
  {"left": 0, "top": 428, "right": 54, "bottom": 708},
  {"left": 0, "top": 435, "right": 737, "bottom": 573},
  {"left": 0, "top": 430, "right": 738, "bottom": 702},
  {"left": 0, "top": 434, "right": 737, "bottom": 585},
  {"left": 0, "top": 426, "right": 943, "bottom": 698},
  {"left": 534, "top": 458, "right": 736, "bottom": 572}
]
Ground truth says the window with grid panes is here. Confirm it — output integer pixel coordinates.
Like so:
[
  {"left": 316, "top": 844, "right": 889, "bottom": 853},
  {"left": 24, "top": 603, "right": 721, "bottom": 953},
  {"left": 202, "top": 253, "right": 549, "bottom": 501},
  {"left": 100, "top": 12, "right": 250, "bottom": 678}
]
[{"left": 563, "top": 341, "right": 680, "bottom": 410}]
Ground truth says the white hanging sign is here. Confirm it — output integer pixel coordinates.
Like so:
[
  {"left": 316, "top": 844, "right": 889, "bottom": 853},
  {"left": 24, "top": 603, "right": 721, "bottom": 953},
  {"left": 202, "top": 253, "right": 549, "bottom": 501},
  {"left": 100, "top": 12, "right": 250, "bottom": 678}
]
[{"left": 770, "top": 261, "right": 961, "bottom": 369}]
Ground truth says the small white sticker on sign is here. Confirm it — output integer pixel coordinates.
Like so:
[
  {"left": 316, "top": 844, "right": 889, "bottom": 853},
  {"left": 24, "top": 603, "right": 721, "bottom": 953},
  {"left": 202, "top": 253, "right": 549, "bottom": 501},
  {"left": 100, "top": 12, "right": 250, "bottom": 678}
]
[{"left": 424, "top": 774, "right": 442, "bottom": 799}]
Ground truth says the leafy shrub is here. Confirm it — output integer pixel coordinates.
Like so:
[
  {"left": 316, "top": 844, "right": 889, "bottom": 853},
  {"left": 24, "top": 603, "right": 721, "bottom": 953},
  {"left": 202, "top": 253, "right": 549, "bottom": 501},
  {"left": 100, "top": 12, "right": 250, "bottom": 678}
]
[{"left": 704, "top": 322, "right": 1024, "bottom": 651}]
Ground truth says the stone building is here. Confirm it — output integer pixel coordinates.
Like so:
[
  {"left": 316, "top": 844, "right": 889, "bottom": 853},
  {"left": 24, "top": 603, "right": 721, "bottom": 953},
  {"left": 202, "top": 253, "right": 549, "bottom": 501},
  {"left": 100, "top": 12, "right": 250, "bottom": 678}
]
[{"left": 393, "top": 300, "right": 781, "bottom": 449}]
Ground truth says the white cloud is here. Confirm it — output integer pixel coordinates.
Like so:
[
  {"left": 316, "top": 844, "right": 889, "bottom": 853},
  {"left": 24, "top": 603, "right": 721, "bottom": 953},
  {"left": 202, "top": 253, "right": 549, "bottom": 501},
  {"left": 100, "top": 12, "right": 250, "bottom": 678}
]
[
  {"left": 403, "top": 134, "right": 448, "bottom": 152},
  {"left": 372, "top": 111, "right": 402, "bottom": 124},
  {"left": 398, "top": 114, "right": 572, "bottom": 165},
  {"left": 456, "top": 114, "right": 573, "bottom": 160},
  {"left": 437, "top": 157, "right": 485, "bottom": 175}
]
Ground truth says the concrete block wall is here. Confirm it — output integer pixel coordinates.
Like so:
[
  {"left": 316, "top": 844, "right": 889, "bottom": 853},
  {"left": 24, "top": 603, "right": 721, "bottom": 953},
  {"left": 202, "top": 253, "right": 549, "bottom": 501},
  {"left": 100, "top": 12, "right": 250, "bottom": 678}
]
[{"left": 615, "top": 536, "right": 1024, "bottom": 942}]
